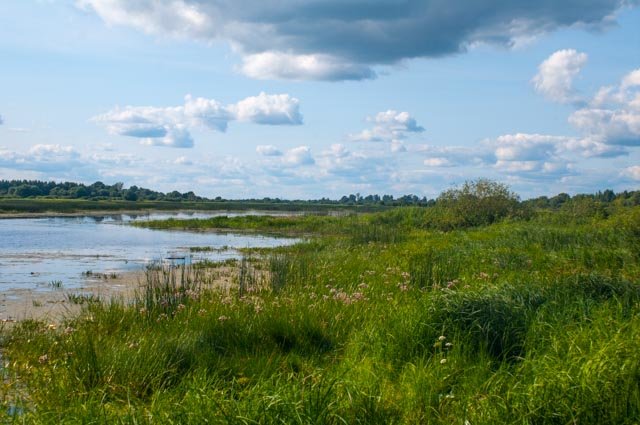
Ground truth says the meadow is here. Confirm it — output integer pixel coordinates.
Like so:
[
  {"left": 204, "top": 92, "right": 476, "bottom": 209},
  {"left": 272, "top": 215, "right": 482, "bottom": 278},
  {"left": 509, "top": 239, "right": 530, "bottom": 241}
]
[{"left": 1, "top": 183, "right": 640, "bottom": 424}]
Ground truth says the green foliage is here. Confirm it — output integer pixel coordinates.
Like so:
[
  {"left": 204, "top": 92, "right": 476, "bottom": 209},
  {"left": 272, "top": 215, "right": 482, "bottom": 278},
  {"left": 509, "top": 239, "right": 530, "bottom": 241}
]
[{"left": 436, "top": 178, "right": 522, "bottom": 227}]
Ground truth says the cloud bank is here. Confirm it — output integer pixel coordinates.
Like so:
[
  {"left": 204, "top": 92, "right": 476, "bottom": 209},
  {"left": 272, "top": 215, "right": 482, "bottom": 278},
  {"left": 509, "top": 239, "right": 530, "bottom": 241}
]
[
  {"left": 78, "top": 0, "right": 636, "bottom": 81},
  {"left": 92, "top": 92, "right": 302, "bottom": 148}
]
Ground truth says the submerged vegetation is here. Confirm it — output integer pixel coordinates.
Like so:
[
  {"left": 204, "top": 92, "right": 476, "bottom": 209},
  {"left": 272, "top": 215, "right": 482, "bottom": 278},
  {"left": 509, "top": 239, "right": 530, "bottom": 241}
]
[{"left": 2, "top": 180, "right": 640, "bottom": 423}]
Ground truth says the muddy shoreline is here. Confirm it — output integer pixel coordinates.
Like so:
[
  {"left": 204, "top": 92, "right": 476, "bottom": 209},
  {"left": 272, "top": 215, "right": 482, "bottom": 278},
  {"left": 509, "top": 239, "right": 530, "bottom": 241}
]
[
  {"left": 0, "top": 266, "right": 238, "bottom": 324},
  {"left": 0, "top": 270, "right": 146, "bottom": 324}
]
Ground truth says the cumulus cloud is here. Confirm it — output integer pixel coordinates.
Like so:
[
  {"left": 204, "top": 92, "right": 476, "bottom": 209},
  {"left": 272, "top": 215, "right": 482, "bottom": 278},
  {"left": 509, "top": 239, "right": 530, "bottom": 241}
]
[
  {"left": 351, "top": 110, "right": 424, "bottom": 142},
  {"left": 256, "top": 145, "right": 283, "bottom": 156},
  {"left": 532, "top": 49, "right": 588, "bottom": 103},
  {"left": 240, "top": 52, "right": 376, "bottom": 81},
  {"left": 488, "top": 132, "right": 629, "bottom": 179},
  {"left": 622, "top": 165, "right": 640, "bottom": 180},
  {"left": 92, "top": 92, "right": 302, "bottom": 148},
  {"left": 569, "top": 68, "right": 640, "bottom": 146},
  {"left": 282, "top": 146, "right": 315, "bottom": 166},
  {"left": 232, "top": 93, "right": 303, "bottom": 125},
  {"left": 79, "top": 0, "right": 635, "bottom": 81}
]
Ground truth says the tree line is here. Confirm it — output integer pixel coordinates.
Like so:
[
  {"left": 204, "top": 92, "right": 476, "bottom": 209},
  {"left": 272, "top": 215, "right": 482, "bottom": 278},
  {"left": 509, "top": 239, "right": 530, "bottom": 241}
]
[{"left": 0, "top": 179, "right": 638, "bottom": 208}]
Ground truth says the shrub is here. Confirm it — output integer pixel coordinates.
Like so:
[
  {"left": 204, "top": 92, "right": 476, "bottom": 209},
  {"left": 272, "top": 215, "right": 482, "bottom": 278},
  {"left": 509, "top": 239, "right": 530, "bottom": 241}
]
[{"left": 436, "top": 179, "right": 521, "bottom": 228}]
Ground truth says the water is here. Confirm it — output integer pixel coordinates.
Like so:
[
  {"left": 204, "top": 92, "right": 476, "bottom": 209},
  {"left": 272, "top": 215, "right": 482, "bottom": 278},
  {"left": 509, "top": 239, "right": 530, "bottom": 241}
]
[{"left": 0, "top": 211, "right": 299, "bottom": 292}]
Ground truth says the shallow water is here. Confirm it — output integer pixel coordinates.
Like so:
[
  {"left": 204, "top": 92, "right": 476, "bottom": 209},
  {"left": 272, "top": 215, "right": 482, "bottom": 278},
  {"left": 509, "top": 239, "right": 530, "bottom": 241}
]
[{"left": 0, "top": 211, "right": 298, "bottom": 292}]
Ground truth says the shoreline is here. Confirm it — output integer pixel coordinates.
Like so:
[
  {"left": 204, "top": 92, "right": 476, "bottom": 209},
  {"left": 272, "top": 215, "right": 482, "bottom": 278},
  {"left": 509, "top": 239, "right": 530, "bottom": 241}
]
[
  {"left": 0, "top": 270, "right": 146, "bottom": 324},
  {"left": 0, "top": 265, "right": 239, "bottom": 324},
  {"left": 0, "top": 209, "right": 306, "bottom": 220}
]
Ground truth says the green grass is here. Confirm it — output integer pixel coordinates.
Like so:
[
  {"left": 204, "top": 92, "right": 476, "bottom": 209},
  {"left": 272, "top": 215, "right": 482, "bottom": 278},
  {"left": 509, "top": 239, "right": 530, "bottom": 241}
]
[{"left": 1, "top": 205, "right": 640, "bottom": 423}]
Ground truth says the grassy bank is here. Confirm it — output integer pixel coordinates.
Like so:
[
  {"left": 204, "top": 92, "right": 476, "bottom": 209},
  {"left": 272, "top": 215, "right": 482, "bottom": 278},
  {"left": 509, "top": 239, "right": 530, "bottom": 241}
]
[
  {"left": 2, "top": 203, "right": 640, "bottom": 423},
  {"left": 0, "top": 198, "right": 382, "bottom": 215}
]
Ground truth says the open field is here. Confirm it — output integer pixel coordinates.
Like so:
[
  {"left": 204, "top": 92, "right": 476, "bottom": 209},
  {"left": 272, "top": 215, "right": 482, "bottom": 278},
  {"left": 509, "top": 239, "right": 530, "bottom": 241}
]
[{"left": 2, "top": 196, "right": 640, "bottom": 423}]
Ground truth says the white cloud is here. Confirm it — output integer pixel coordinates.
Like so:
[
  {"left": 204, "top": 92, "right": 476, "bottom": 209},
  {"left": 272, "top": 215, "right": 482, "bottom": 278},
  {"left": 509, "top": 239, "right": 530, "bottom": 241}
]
[
  {"left": 412, "top": 144, "right": 491, "bottom": 167},
  {"left": 92, "top": 92, "right": 303, "bottom": 148},
  {"left": 174, "top": 156, "right": 193, "bottom": 165},
  {"left": 532, "top": 49, "right": 588, "bottom": 103},
  {"left": 232, "top": 92, "right": 303, "bottom": 125},
  {"left": 0, "top": 144, "right": 85, "bottom": 173},
  {"left": 351, "top": 110, "right": 424, "bottom": 142},
  {"left": 622, "top": 69, "right": 640, "bottom": 89},
  {"left": 76, "top": 0, "right": 213, "bottom": 39},
  {"left": 488, "top": 132, "right": 629, "bottom": 179},
  {"left": 423, "top": 157, "right": 454, "bottom": 167},
  {"left": 569, "top": 68, "right": 640, "bottom": 146},
  {"left": 183, "top": 96, "right": 232, "bottom": 131},
  {"left": 494, "top": 133, "right": 567, "bottom": 162},
  {"left": 256, "top": 145, "right": 283, "bottom": 156},
  {"left": 282, "top": 146, "right": 315, "bottom": 166},
  {"left": 622, "top": 165, "right": 640, "bottom": 180},
  {"left": 390, "top": 140, "right": 407, "bottom": 153},
  {"left": 140, "top": 126, "right": 194, "bottom": 148},
  {"left": 316, "top": 143, "right": 395, "bottom": 182},
  {"left": 0, "top": 114, "right": 3, "bottom": 125},
  {"left": 240, "top": 52, "right": 376, "bottom": 81}
]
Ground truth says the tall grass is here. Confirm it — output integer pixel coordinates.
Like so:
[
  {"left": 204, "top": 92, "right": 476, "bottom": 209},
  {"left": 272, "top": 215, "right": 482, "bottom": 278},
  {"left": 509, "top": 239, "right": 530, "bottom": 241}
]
[{"left": 1, "top": 205, "right": 640, "bottom": 423}]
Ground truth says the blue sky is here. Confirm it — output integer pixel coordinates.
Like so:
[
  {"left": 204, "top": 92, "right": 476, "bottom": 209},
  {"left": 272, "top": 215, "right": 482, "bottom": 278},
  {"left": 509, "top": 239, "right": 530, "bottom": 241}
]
[{"left": 1, "top": 0, "right": 639, "bottom": 199}]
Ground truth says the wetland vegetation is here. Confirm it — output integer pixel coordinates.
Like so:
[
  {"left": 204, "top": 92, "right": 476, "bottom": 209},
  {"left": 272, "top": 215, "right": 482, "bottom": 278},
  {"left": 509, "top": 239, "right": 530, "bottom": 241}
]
[{"left": 1, "top": 179, "right": 640, "bottom": 424}]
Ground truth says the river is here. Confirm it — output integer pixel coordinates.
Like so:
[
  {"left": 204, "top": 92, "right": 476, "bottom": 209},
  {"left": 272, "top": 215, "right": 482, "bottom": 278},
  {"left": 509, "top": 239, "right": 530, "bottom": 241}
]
[{"left": 0, "top": 211, "right": 299, "bottom": 292}]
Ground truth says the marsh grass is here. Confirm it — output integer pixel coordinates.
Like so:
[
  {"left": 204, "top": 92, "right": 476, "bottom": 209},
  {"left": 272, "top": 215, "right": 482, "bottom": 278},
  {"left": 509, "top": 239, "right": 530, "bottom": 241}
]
[{"left": 2, "top": 205, "right": 640, "bottom": 423}]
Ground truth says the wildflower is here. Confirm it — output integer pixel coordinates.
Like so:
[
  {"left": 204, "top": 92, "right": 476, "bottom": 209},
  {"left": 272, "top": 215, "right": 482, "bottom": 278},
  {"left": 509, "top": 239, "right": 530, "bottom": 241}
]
[
  {"left": 438, "top": 335, "right": 446, "bottom": 341},
  {"left": 38, "top": 354, "right": 49, "bottom": 364},
  {"left": 218, "top": 315, "right": 229, "bottom": 322},
  {"left": 198, "top": 309, "right": 207, "bottom": 316},
  {"left": 445, "top": 342, "right": 453, "bottom": 348},
  {"left": 358, "top": 283, "right": 369, "bottom": 289},
  {"left": 440, "top": 358, "right": 447, "bottom": 365},
  {"left": 177, "top": 303, "right": 186, "bottom": 311},
  {"left": 128, "top": 342, "right": 139, "bottom": 349},
  {"left": 64, "top": 326, "right": 75, "bottom": 335},
  {"left": 139, "top": 307, "right": 147, "bottom": 315}
]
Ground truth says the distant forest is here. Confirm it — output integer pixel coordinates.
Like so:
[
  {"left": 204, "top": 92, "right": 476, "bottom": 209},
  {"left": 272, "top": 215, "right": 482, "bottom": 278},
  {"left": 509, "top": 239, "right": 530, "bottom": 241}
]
[{"left": 0, "top": 179, "right": 639, "bottom": 208}]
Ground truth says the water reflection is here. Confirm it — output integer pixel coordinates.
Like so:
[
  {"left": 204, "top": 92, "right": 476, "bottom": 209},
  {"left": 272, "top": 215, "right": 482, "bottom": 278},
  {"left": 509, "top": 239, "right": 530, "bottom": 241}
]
[{"left": 0, "top": 212, "right": 299, "bottom": 292}]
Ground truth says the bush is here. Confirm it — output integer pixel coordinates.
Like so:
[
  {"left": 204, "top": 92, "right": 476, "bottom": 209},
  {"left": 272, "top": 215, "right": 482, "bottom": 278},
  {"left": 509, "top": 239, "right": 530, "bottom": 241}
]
[{"left": 436, "top": 179, "right": 522, "bottom": 228}]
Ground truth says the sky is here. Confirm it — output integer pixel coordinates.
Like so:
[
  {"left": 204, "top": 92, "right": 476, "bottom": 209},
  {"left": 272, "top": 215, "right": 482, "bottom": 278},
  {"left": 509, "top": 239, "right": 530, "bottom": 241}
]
[{"left": 0, "top": 0, "right": 639, "bottom": 200}]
